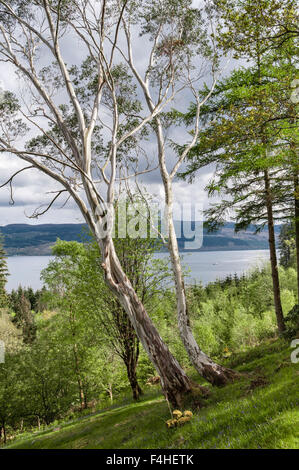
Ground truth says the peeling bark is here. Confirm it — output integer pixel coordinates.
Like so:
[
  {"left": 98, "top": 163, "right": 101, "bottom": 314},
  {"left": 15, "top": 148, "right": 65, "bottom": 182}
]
[
  {"left": 100, "top": 238, "right": 193, "bottom": 407},
  {"left": 164, "top": 179, "right": 237, "bottom": 385}
]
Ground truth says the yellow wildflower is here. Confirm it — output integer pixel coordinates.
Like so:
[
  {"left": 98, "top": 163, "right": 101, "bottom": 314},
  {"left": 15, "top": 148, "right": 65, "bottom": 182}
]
[
  {"left": 166, "top": 419, "right": 177, "bottom": 428},
  {"left": 172, "top": 410, "right": 183, "bottom": 419},
  {"left": 177, "top": 416, "right": 191, "bottom": 426},
  {"left": 183, "top": 410, "right": 193, "bottom": 418}
]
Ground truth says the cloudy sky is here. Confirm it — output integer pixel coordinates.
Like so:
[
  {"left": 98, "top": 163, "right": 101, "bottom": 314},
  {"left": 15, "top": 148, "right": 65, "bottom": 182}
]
[
  {"left": 0, "top": 0, "right": 223, "bottom": 226},
  {"left": 0, "top": 154, "right": 216, "bottom": 225}
]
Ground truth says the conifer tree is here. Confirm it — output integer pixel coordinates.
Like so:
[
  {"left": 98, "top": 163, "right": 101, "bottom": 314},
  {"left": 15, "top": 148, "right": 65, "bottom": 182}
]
[
  {"left": 177, "top": 0, "right": 298, "bottom": 333},
  {"left": 0, "top": 234, "right": 8, "bottom": 308}
]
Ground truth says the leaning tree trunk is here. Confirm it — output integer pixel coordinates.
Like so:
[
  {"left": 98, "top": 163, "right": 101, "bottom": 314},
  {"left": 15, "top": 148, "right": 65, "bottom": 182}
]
[
  {"left": 150, "top": 112, "right": 236, "bottom": 385},
  {"left": 80, "top": 172, "right": 193, "bottom": 406},
  {"left": 264, "top": 170, "right": 285, "bottom": 334},
  {"left": 164, "top": 184, "right": 237, "bottom": 385},
  {"left": 99, "top": 237, "right": 193, "bottom": 407}
]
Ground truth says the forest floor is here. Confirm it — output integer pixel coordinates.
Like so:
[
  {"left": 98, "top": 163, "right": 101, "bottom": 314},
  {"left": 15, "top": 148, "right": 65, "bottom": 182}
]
[{"left": 4, "top": 338, "right": 299, "bottom": 449}]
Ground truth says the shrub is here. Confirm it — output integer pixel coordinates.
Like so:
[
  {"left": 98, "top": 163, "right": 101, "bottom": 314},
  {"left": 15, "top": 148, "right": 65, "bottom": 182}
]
[{"left": 284, "top": 304, "right": 299, "bottom": 339}]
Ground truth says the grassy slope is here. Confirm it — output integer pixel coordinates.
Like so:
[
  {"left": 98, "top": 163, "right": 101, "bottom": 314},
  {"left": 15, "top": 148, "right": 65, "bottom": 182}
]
[{"left": 5, "top": 339, "right": 299, "bottom": 449}]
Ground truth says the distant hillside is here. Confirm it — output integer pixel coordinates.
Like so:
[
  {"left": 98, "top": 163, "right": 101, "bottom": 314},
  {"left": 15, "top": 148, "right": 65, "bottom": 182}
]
[
  {"left": 200, "top": 222, "right": 279, "bottom": 252},
  {"left": 0, "top": 222, "right": 279, "bottom": 256},
  {"left": 0, "top": 224, "right": 89, "bottom": 256}
]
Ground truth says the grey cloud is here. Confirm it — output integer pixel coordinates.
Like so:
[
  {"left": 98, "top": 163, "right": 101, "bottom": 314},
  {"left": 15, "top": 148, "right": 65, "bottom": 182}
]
[{"left": 0, "top": 3, "right": 224, "bottom": 225}]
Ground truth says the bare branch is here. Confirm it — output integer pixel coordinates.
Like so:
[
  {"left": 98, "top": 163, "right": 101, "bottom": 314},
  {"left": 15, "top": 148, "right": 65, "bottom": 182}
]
[
  {"left": 0, "top": 165, "right": 34, "bottom": 205},
  {"left": 0, "top": 1, "right": 55, "bottom": 54},
  {"left": 42, "top": 0, "right": 86, "bottom": 136},
  {"left": 27, "top": 189, "right": 68, "bottom": 218}
]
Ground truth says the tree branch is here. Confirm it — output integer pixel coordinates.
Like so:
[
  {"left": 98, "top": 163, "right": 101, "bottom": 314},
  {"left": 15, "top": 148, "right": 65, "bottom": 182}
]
[{"left": 0, "top": 165, "right": 34, "bottom": 205}]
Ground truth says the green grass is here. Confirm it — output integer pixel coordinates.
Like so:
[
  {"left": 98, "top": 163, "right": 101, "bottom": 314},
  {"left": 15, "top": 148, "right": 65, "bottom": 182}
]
[{"left": 4, "top": 338, "right": 299, "bottom": 449}]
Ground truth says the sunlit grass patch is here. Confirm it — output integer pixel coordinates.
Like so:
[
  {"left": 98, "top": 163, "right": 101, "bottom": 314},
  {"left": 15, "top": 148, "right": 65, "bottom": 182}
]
[{"left": 5, "top": 339, "right": 299, "bottom": 449}]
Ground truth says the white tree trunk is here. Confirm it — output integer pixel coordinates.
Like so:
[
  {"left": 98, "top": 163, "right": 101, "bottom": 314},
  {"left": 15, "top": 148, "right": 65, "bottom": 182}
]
[
  {"left": 99, "top": 236, "right": 193, "bottom": 406},
  {"left": 164, "top": 180, "right": 236, "bottom": 385}
]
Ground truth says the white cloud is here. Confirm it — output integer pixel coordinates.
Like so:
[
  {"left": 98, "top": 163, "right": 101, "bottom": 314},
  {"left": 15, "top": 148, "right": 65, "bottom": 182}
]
[{"left": 0, "top": 2, "right": 223, "bottom": 226}]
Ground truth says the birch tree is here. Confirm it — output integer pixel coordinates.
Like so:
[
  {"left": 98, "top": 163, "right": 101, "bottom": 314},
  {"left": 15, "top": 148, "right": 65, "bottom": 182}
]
[{"left": 0, "top": 0, "right": 236, "bottom": 405}]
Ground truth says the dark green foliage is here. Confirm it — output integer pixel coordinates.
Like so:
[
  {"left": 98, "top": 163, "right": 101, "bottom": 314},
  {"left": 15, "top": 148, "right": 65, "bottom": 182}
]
[
  {"left": 279, "top": 223, "right": 296, "bottom": 268},
  {"left": 41, "top": 225, "right": 170, "bottom": 402},
  {"left": 179, "top": 58, "right": 297, "bottom": 230},
  {"left": 9, "top": 286, "right": 43, "bottom": 343},
  {"left": 176, "top": 0, "right": 298, "bottom": 335},
  {"left": 177, "top": 0, "right": 298, "bottom": 235},
  {"left": 284, "top": 304, "right": 299, "bottom": 339},
  {"left": 185, "top": 263, "right": 297, "bottom": 357},
  {"left": 0, "top": 257, "right": 297, "bottom": 445}
]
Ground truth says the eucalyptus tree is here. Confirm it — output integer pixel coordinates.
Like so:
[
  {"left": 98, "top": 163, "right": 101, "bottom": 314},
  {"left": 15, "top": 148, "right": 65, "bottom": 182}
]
[{"left": 0, "top": 0, "right": 237, "bottom": 404}]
